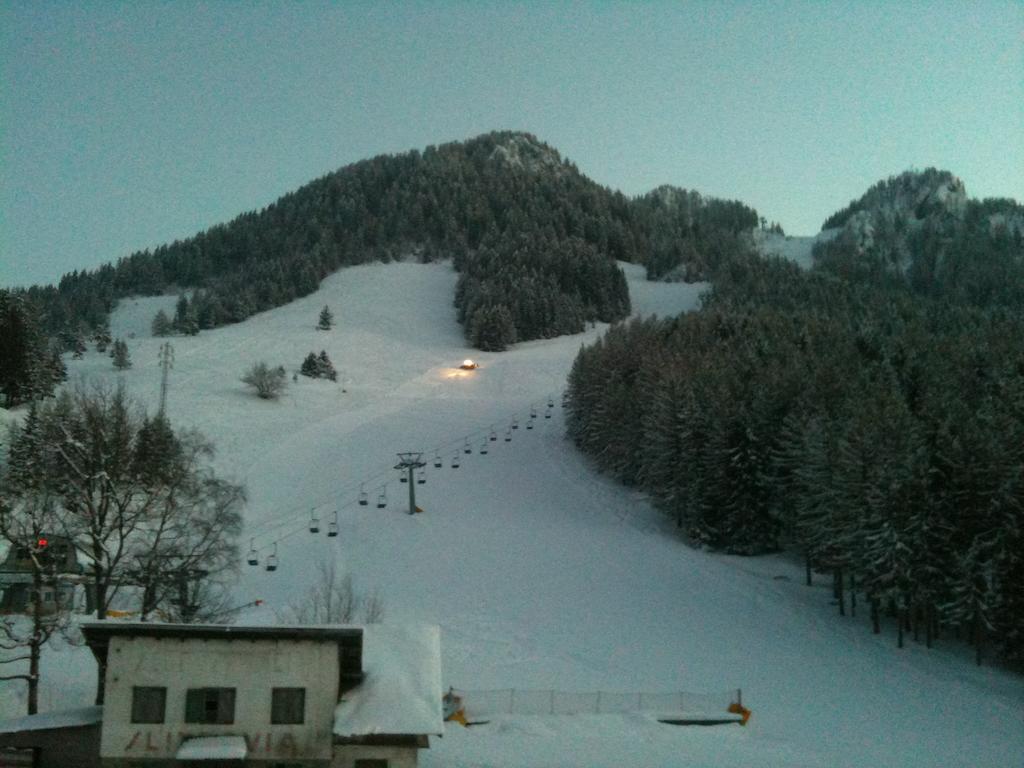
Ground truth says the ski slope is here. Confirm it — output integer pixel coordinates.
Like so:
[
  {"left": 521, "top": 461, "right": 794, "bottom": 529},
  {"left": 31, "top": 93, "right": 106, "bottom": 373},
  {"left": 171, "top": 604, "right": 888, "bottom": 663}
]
[{"left": 5, "top": 261, "right": 1022, "bottom": 767}]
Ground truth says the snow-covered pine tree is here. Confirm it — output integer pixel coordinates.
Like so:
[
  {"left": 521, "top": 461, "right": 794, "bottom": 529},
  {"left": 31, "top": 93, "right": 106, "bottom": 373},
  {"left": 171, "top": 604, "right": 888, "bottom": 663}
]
[
  {"left": 318, "top": 305, "right": 334, "bottom": 330},
  {"left": 316, "top": 350, "right": 337, "bottom": 381},
  {"left": 151, "top": 309, "right": 173, "bottom": 337},
  {"left": 300, "top": 352, "right": 320, "bottom": 378},
  {"left": 112, "top": 339, "right": 131, "bottom": 369},
  {"left": 93, "top": 322, "right": 112, "bottom": 352}
]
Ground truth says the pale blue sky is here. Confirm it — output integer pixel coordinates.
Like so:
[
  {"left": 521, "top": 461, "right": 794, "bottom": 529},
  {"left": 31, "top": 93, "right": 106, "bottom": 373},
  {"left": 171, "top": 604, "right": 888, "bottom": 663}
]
[{"left": 2, "top": 1, "right": 1021, "bottom": 287}]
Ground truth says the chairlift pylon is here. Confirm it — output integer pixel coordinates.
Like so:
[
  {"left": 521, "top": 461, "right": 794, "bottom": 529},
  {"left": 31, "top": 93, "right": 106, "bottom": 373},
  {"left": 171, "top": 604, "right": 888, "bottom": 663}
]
[
  {"left": 309, "top": 508, "right": 320, "bottom": 534},
  {"left": 265, "top": 543, "right": 278, "bottom": 572},
  {"left": 247, "top": 539, "right": 258, "bottom": 567}
]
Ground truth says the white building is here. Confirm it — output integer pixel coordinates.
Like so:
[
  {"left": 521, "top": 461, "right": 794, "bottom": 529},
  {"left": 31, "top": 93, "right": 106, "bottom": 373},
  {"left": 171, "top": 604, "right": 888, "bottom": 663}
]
[{"left": 0, "top": 622, "right": 443, "bottom": 768}]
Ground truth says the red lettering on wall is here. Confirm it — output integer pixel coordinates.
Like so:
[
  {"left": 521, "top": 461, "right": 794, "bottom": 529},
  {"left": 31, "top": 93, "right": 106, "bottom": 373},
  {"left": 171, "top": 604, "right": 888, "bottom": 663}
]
[
  {"left": 145, "top": 732, "right": 159, "bottom": 752},
  {"left": 244, "top": 733, "right": 261, "bottom": 752},
  {"left": 125, "top": 731, "right": 141, "bottom": 751},
  {"left": 277, "top": 732, "right": 297, "bottom": 757}
]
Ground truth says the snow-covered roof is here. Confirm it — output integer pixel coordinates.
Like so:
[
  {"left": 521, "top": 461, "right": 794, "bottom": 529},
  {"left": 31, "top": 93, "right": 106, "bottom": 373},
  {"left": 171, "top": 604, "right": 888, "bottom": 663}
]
[
  {"left": 176, "top": 735, "right": 248, "bottom": 760},
  {"left": 333, "top": 624, "right": 443, "bottom": 737},
  {"left": 0, "top": 705, "right": 103, "bottom": 735}
]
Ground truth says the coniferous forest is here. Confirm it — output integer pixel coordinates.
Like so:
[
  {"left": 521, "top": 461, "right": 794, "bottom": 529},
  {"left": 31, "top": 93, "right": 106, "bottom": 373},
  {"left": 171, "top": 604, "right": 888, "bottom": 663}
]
[
  {"left": 6, "top": 132, "right": 754, "bottom": 354},
  {"left": 566, "top": 175, "right": 1024, "bottom": 665}
]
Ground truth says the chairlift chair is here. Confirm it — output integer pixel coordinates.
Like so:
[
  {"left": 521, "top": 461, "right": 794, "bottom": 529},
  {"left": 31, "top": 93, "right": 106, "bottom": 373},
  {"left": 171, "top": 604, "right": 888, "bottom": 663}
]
[
  {"left": 511, "top": 417, "right": 519, "bottom": 430},
  {"left": 309, "top": 509, "right": 320, "bottom": 534},
  {"left": 358, "top": 485, "right": 369, "bottom": 506},
  {"left": 400, "top": 472, "right": 408, "bottom": 483},
  {"left": 530, "top": 406, "right": 537, "bottom": 419},
  {"left": 417, "top": 469, "right": 426, "bottom": 485},
  {"left": 489, "top": 426, "right": 497, "bottom": 441},
  {"left": 265, "top": 543, "right": 278, "bottom": 572},
  {"left": 327, "top": 511, "right": 339, "bottom": 538},
  {"left": 434, "top": 452, "right": 443, "bottom": 468},
  {"left": 377, "top": 488, "right": 387, "bottom": 509},
  {"left": 480, "top": 439, "right": 488, "bottom": 455},
  {"left": 247, "top": 539, "right": 258, "bottom": 567},
  {"left": 451, "top": 452, "right": 461, "bottom": 469},
  {"left": 505, "top": 428, "right": 512, "bottom": 442},
  {"left": 464, "top": 438, "right": 472, "bottom": 454}
]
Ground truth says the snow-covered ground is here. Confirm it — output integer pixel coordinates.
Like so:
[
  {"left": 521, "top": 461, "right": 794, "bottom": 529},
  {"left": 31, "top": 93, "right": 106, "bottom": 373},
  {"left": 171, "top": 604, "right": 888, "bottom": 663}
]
[
  {"left": 754, "top": 229, "right": 839, "bottom": 269},
  {"left": 3, "top": 261, "right": 1022, "bottom": 767}
]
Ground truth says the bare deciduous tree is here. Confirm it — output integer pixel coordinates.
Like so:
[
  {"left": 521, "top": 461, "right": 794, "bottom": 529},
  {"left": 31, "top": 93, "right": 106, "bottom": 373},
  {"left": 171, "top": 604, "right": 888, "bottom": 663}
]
[
  {"left": 0, "top": 494, "right": 71, "bottom": 715},
  {"left": 3, "top": 380, "right": 246, "bottom": 704},
  {"left": 278, "top": 559, "right": 383, "bottom": 625},
  {"left": 242, "top": 362, "right": 287, "bottom": 400}
]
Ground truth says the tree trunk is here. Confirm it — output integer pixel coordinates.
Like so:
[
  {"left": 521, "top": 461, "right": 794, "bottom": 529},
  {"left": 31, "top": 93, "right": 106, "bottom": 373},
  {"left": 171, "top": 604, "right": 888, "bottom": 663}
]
[
  {"left": 849, "top": 573, "right": 857, "bottom": 618},
  {"left": 974, "top": 615, "right": 985, "bottom": 667},
  {"left": 805, "top": 555, "right": 812, "bottom": 587},
  {"left": 870, "top": 598, "right": 880, "bottom": 634},
  {"left": 897, "top": 607, "right": 905, "bottom": 649},
  {"left": 28, "top": 569, "right": 42, "bottom": 715},
  {"left": 835, "top": 568, "right": 845, "bottom": 617}
]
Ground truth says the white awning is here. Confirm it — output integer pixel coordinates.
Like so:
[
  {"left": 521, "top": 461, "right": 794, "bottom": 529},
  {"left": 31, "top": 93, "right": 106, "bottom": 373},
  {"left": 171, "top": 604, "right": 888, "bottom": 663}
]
[{"left": 175, "top": 735, "right": 247, "bottom": 760}]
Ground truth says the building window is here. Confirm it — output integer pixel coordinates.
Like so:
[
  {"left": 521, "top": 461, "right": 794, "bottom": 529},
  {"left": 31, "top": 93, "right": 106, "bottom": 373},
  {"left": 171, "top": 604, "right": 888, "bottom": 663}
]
[
  {"left": 271, "top": 687, "right": 305, "bottom": 724},
  {"left": 131, "top": 687, "right": 167, "bottom": 724},
  {"left": 185, "top": 688, "right": 236, "bottom": 724}
]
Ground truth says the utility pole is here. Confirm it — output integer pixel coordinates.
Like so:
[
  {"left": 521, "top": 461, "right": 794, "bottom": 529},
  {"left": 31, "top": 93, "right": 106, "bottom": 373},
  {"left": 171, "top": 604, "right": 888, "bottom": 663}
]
[
  {"left": 394, "top": 452, "right": 427, "bottom": 514},
  {"left": 158, "top": 342, "right": 174, "bottom": 418}
]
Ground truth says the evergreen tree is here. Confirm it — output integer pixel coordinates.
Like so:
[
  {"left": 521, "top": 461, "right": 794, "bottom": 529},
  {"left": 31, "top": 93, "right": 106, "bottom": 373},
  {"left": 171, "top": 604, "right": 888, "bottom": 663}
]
[
  {"left": 0, "top": 291, "right": 57, "bottom": 407},
  {"left": 93, "top": 322, "right": 112, "bottom": 352},
  {"left": 112, "top": 339, "right": 132, "bottom": 369},
  {"left": 468, "top": 304, "right": 517, "bottom": 351},
  {"left": 300, "top": 352, "right": 320, "bottom": 378},
  {"left": 151, "top": 309, "right": 173, "bottom": 337},
  {"left": 318, "top": 305, "right": 334, "bottom": 330},
  {"left": 173, "top": 294, "right": 189, "bottom": 332},
  {"left": 317, "top": 350, "right": 337, "bottom": 381}
]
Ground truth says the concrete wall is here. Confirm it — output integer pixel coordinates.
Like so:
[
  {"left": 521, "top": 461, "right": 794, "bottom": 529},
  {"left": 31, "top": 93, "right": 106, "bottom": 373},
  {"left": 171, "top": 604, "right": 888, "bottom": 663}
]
[
  {"left": 331, "top": 744, "right": 418, "bottom": 768},
  {"left": 100, "top": 635, "right": 339, "bottom": 762}
]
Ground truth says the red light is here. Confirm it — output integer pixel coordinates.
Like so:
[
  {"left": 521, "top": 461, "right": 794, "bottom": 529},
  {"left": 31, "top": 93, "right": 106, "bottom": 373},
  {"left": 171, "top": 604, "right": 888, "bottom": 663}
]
[
  {"left": 37, "top": 538, "right": 48, "bottom": 548},
  {"left": 254, "top": 599, "right": 263, "bottom": 606}
]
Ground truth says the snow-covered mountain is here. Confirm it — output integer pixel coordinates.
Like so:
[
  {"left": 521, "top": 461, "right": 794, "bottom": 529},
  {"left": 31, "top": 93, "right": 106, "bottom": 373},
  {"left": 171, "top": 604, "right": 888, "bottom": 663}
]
[{"left": 3, "top": 261, "right": 1022, "bottom": 767}]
